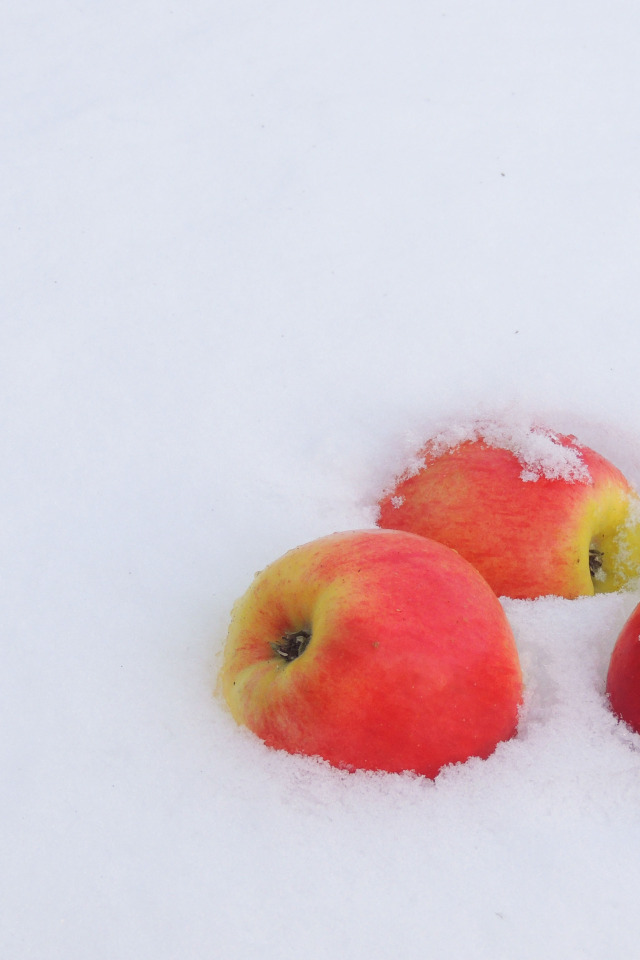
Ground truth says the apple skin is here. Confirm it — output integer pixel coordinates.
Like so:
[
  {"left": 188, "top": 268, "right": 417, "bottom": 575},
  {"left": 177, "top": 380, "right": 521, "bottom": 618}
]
[
  {"left": 219, "top": 529, "right": 522, "bottom": 777},
  {"left": 606, "top": 602, "right": 640, "bottom": 734},
  {"left": 377, "top": 435, "right": 640, "bottom": 600}
]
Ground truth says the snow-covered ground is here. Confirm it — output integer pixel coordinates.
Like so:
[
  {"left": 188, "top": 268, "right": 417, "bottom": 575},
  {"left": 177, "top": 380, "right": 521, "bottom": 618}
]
[{"left": 4, "top": 3, "right": 640, "bottom": 957}]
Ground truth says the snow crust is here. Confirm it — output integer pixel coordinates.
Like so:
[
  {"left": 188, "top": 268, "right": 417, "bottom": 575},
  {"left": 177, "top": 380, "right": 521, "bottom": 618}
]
[
  {"left": 5, "top": 2, "right": 640, "bottom": 959},
  {"left": 395, "top": 416, "right": 592, "bottom": 485},
  {"left": 427, "top": 418, "right": 591, "bottom": 481}
]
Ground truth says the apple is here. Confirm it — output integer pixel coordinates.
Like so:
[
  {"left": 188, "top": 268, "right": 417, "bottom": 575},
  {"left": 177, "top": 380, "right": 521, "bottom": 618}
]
[
  {"left": 606, "top": 601, "right": 640, "bottom": 734},
  {"left": 377, "top": 428, "right": 640, "bottom": 600},
  {"left": 218, "top": 529, "right": 522, "bottom": 777}
]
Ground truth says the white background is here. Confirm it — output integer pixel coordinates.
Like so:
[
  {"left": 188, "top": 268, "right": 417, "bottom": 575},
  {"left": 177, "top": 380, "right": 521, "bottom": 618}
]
[{"left": 4, "top": 3, "right": 640, "bottom": 957}]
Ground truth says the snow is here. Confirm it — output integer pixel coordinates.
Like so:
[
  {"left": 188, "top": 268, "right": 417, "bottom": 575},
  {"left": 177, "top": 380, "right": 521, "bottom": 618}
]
[
  {"left": 4, "top": 2, "right": 640, "bottom": 957},
  {"left": 382, "top": 416, "right": 594, "bottom": 485}
]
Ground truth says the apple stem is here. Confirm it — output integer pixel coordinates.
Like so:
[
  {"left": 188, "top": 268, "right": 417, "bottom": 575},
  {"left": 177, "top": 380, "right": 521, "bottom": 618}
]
[
  {"left": 271, "top": 629, "right": 311, "bottom": 662},
  {"left": 589, "top": 547, "right": 604, "bottom": 578}
]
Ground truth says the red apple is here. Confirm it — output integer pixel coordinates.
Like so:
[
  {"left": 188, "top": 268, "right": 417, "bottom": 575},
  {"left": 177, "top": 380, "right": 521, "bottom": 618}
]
[
  {"left": 377, "top": 428, "right": 640, "bottom": 600},
  {"left": 606, "top": 601, "right": 640, "bottom": 733},
  {"left": 219, "top": 529, "right": 522, "bottom": 777}
]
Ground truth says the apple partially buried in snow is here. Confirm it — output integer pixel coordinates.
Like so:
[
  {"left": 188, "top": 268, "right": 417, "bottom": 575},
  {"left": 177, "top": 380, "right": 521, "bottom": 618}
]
[
  {"left": 606, "top": 601, "right": 640, "bottom": 734},
  {"left": 219, "top": 529, "right": 522, "bottom": 777},
  {"left": 377, "top": 429, "right": 640, "bottom": 600}
]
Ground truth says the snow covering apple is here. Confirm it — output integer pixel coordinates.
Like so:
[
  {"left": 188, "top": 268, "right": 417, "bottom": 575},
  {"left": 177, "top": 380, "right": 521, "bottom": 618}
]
[
  {"left": 219, "top": 529, "right": 523, "bottom": 777},
  {"left": 377, "top": 424, "right": 640, "bottom": 600},
  {"left": 606, "top": 601, "right": 640, "bottom": 734}
]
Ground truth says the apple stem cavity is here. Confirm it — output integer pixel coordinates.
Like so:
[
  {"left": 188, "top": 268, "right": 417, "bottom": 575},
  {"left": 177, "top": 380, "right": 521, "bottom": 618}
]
[
  {"left": 589, "top": 547, "right": 604, "bottom": 578},
  {"left": 271, "top": 629, "right": 311, "bottom": 662}
]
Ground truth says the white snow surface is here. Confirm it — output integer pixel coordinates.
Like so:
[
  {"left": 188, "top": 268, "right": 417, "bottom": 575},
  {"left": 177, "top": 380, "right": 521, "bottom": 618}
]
[{"left": 4, "top": 3, "right": 640, "bottom": 958}]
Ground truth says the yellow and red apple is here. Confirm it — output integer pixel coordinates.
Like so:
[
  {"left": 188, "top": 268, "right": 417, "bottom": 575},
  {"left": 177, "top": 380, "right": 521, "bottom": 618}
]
[
  {"left": 377, "top": 429, "right": 640, "bottom": 600},
  {"left": 606, "top": 601, "right": 640, "bottom": 734},
  {"left": 219, "top": 529, "right": 522, "bottom": 777}
]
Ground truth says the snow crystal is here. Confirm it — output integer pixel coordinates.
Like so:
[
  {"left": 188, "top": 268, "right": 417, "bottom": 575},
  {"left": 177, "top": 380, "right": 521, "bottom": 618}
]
[{"left": 423, "top": 416, "right": 592, "bottom": 483}]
